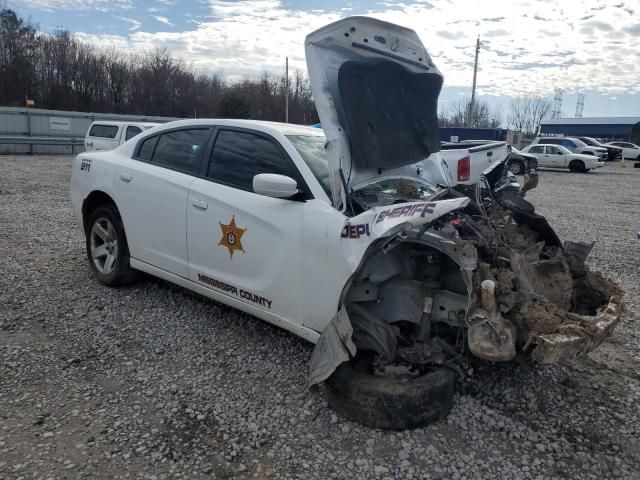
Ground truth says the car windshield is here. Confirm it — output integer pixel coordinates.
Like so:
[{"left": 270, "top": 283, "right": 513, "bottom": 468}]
[
  {"left": 287, "top": 135, "right": 331, "bottom": 197},
  {"left": 351, "top": 177, "right": 439, "bottom": 209},
  {"left": 572, "top": 138, "right": 588, "bottom": 147},
  {"left": 556, "top": 145, "right": 572, "bottom": 154}
]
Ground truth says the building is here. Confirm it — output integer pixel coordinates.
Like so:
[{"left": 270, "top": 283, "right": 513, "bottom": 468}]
[
  {"left": 540, "top": 117, "right": 640, "bottom": 143},
  {"left": 438, "top": 127, "right": 522, "bottom": 147}
]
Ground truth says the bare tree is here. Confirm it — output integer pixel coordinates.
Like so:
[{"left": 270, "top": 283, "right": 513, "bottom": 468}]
[
  {"left": 507, "top": 96, "right": 552, "bottom": 137},
  {"left": 439, "top": 98, "right": 502, "bottom": 128},
  {"left": 0, "top": 6, "right": 319, "bottom": 124}
]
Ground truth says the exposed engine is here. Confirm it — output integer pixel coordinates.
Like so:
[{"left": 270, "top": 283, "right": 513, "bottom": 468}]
[{"left": 338, "top": 163, "right": 623, "bottom": 380}]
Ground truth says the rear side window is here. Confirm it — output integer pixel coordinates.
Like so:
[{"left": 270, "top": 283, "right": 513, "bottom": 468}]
[
  {"left": 125, "top": 126, "right": 142, "bottom": 141},
  {"left": 89, "top": 124, "right": 119, "bottom": 139},
  {"left": 542, "top": 138, "right": 560, "bottom": 145},
  {"left": 137, "top": 136, "right": 158, "bottom": 161},
  {"left": 546, "top": 146, "right": 562, "bottom": 155},
  {"left": 207, "top": 130, "right": 298, "bottom": 192},
  {"left": 150, "top": 129, "right": 210, "bottom": 172}
]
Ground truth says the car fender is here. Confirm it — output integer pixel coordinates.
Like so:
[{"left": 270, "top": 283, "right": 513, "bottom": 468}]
[
  {"left": 338, "top": 197, "right": 470, "bottom": 270},
  {"left": 309, "top": 196, "right": 471, "bottom": 385}
]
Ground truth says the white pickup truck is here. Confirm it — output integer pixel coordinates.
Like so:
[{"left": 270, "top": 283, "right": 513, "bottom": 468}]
[
  {"left": 84, "top": 121, "right": 160, "bottom": 152},
  {"left": 440, "top": 141, "right": 510, "bottom": 184}
]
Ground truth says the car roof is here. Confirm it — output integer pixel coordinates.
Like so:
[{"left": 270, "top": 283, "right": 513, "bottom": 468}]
[
  {"left": 89, "top": 120, "right": 160, "bottom": 127},
  {"left": 150, "top": 119, "right": 325, "bottom": 137}
]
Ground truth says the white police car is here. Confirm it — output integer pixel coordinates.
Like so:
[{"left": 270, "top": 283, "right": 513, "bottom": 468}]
[{"left": 71, "top": 17, "right": 621, "bottom": 429}]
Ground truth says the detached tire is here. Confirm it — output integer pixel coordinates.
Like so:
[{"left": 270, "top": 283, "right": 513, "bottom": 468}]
[
  {"left": 325, "top": 362, "right": 455, "bottom": 430},
  {"left": 86, "top": 205, "right": 139, "bottom": 286}
]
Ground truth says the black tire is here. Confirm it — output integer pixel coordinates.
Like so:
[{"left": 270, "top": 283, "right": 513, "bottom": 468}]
[
  {"left": 569, "top": 160, "right": 585, "bottom": 173},
  {"left": 324, "top": 362, "right": 455, "bottom": 430},
  {"left": 85, "top": 205, "right": 139, "bottom": 286},
  {"left": 507, "top": 160, "right": 525, "bottom": 175}
]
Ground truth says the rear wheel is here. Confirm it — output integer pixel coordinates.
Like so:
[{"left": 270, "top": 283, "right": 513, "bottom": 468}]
[
  {"left": 86, "top": 205, "right": 139, "bottom": 286},
  {"left": 325, "top": 360, "right": 455, "bottom": 430}
]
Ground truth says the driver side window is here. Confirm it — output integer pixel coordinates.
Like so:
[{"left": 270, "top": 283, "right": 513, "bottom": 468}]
[{"left": 207, "top": 129, "right": 300, "bottom": 193}]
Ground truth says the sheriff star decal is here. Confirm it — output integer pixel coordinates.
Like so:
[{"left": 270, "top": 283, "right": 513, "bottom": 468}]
[{"left": 218, "top": 215, "right": 247, "bottom": 258}]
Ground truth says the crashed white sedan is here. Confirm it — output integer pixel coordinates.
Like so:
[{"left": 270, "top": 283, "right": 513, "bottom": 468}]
[{"left": 71, "top": 16, "right": 622, "bottom": 429}]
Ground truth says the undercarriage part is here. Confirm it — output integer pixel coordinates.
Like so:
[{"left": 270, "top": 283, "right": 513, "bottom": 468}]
[
  {"left": 563, "top": 240, "right": 595, "bottom": 277},
  {"left": 365, "top": 277, "right": 426, "bottom": 325},
  {"left": 467, "top": 280, "right": 516, "bottom": 362},
  {"left": 531, "top": 272, "right": 623, "bottom": 363},
  {"left": 349, "top": 303, "right": 397, "bottom": 362},
  {"left": 324, "top": 361, "right": 455, "bottom": 430},
  {"left": 520, "top": 172, "right": 539, "bottom": 195}
]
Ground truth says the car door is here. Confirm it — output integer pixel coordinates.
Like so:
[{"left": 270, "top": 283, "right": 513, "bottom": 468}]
[
  {"left": 544, "top": 146, "right": 566, "bottom": 168},
  {"left": 527, "top": 145, "right": 546, "bottom": 166},
  {"left": 186, "top": 127, "right": 308, "bottom": 324},
  {"left": 115, "top": 127, "right": 212, "bottom": 277},
  {"left": 622, "top": 143, "right": 639, "bottom": 159}
]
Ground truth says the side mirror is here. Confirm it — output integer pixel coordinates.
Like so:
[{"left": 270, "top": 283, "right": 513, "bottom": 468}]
[{"left": 253, "top": 173, "right": 299, "bottom": 199}]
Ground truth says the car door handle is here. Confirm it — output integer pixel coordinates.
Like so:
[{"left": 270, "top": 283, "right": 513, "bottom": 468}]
[
  {"left": 191, "top": 199, "right": 208, "bottom": 210},
  {"left": 119, "top": 173, "right": 132, "bottom": 182}
]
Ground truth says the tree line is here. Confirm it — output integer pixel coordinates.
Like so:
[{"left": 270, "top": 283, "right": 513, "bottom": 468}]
[
  {"left": 1, "top": 5, "right": 551, "bottom": 134},
  {"left": 0, "top": 7, "right": 318, "bottom": 123}
]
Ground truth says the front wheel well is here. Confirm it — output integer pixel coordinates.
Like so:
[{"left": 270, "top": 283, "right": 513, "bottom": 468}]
[{"left": 82, "top": 191, "right": 119, "bottom": 230}]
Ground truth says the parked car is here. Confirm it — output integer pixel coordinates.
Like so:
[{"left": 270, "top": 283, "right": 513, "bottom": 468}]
[
  {"left": 531, "top": 137, "right": 608, "bottom": 160},
  {"left": 605, "top": 141, "right": 640, "bottom": 161},
  {"left": 85, "top": 121, "right": 160, "bottom": 152},
  {"left": 71, "top": 16, "right": 622, "bottom": 430},
  {"left": 577, "top": 137, "right": 622, "bottom": 161},
  {"left": 522, "top": 144, "right": 604, "bottom": 172}
]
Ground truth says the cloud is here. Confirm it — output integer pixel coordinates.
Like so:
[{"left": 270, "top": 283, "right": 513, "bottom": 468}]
[
  {"left": 436, "top": 30, "right": 465, "bottom": 40},
  {"left": 70, "top": 0, "right": 640, "bottom": 98},
  {"left": 623, "top": 24, "right": 640, "bottom": 36},
  {"left": 483, "top": 29, "right": 510, "bottom": 38},
  {"left": 19, "top": 0, "right": 131, "bottom": 12},
  {"left": 152, "top": 16, "right": 174, "bottom": 26},
  {"left": 118, "top": 16, "right": 141, "bottom": 31}
]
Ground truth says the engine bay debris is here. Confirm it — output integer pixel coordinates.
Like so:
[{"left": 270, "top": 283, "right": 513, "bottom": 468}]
[{"left": 310, "top": 162, "right": 623, "bottom": 385}]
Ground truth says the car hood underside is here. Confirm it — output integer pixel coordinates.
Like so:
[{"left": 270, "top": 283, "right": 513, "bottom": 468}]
[{"left": 305, "top": 16, "right": 445, "bottom": 210}]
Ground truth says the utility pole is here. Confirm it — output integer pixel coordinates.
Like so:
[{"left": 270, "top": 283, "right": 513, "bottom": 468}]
[
  {"left": 285, "top": 56, "right": 289, "bottom": 123},
  {"left": 468, "top": 36, "right": 481, "bottom": 127}
]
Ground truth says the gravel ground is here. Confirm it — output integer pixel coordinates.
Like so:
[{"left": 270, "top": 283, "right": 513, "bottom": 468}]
[{"left": 1, "top": 156, "right": 639, "bottom": 480}]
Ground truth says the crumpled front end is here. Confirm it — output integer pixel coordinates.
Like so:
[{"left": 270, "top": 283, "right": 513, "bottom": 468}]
[{"left": 309, "top": 170, "right": 624, "bottom": 385}]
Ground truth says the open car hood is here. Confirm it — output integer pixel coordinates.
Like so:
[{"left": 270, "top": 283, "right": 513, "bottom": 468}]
[{"left": 305, "top": 17, "right": 447, "bottom": 211}]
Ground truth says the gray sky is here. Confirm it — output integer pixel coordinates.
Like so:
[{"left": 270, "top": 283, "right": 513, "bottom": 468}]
[{"left": 12, "top": 0, "right": 640, "bottom": 117}]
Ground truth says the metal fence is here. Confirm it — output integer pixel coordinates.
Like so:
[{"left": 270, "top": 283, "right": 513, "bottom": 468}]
[{"left": 0, "top": 106, "right": 180, "bottom": 155}]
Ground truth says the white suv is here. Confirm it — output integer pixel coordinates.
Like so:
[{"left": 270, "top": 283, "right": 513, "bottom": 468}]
[{"left": 85, "top": 121, "right": 160, "bottom": 152}]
